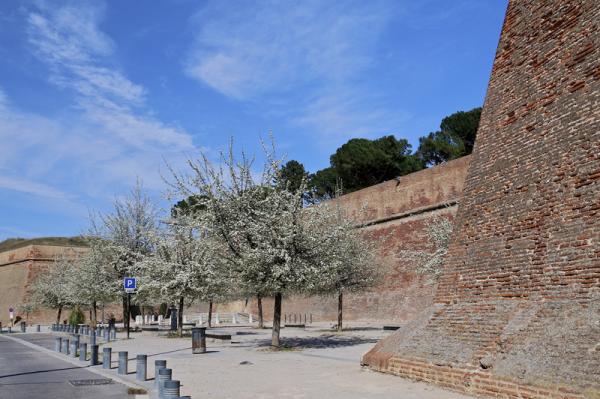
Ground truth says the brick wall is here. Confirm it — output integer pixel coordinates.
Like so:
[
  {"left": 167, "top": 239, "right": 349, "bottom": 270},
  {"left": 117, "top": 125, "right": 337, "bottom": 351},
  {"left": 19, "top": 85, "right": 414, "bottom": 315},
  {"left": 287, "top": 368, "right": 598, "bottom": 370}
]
[{"left": 363, "top": 0, "right": 600, "bottom": 397}]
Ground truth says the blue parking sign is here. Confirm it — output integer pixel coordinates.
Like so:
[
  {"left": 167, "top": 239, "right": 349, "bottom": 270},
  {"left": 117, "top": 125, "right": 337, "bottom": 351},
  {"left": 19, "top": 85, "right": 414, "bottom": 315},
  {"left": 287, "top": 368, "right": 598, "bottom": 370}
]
[{"left": 124, "top": 277, "right": 137, "bottom": 292}]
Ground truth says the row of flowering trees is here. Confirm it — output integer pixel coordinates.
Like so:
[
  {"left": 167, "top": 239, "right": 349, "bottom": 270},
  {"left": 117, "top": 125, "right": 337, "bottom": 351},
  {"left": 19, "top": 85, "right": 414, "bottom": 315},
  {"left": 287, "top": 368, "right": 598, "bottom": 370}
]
[{"left": 28, "top": 142, "right": 381, "bottom": 346}]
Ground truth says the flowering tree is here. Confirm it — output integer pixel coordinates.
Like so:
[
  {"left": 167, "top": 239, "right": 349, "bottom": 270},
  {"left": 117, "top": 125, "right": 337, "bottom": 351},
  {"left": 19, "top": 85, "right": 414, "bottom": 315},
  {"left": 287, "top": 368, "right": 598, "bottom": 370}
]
[
  {"left": 136, "top": 214, "right": 231, "bottom": 336},
  {"left": 28, "top": 255, "right": 77, "bottom": 324},
  {"left": 400, "top": 216, "right": 453, "bottom": 280},
  {"left": 168, "top": 141, "right": 376, "bottom": 347},
  {"left": 69, "top": 236, "right": 120, "bottom": 327},
  {"left": 96, "top": 181, "right": 157, "bottom": 334},
  {"left": 308, "top": 201, "right": 381, "bottom": 331}
]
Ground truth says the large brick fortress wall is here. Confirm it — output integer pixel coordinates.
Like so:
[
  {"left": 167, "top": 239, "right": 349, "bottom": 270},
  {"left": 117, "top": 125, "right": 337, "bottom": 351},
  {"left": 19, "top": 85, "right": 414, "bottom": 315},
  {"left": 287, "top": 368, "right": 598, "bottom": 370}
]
[
  {"left": 0, "top": 244, "right": 88, "bottom": 325},
  {"left": 204, "top": 156, "right": 471, "bottom": 323},
  {"left": 362, "top": 1, "right": 600, "bottom": 398}
]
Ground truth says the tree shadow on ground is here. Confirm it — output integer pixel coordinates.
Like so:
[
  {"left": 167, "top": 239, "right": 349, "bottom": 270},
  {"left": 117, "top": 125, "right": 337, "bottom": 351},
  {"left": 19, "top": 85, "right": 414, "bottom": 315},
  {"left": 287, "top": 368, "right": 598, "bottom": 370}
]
[
  {"left": 315, "top": 327, "right": 381, "bottom": 333},
  {"left": 254, "top": 334, "right": 378, "bottom": 350}
]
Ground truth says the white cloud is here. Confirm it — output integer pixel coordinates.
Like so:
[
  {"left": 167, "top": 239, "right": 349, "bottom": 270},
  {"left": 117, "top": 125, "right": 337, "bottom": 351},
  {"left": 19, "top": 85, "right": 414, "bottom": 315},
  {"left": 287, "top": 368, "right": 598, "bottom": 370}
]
[
  {"left": 0, "top": 2, "right": 201, "bottom": 217},
  {"left": 26, "top": 2, "right": 194, "bottom": 150},
  {"left": 185, "top": 0, "right": 407, "bottom": 141},
  {"left": 0, "top": 176, "right": 68, "bottom": 200}
]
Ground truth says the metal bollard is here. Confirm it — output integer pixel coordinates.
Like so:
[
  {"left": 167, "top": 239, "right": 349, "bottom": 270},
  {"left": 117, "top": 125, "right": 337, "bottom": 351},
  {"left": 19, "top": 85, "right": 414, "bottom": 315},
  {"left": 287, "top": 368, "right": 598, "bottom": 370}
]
[
  {"left": 36, "top": 324, "right": 41, "bottom": 332},
  {"left": 111, "top": 328, "right": 116, "bottom": 340},
  {"left": 74, "top": 334, "right": 80, "bottom": 348},
  {"left": 163, "top": 380, "right": 180, "bottom": 398},
  {"left": 118, "top": 351, "right": 128, "bottom": 375},
  {"left": 70, "top": 340, "right": 78, "bottom": 357},
  {"left": 90, "top": 344, "right": 99, "bottom": 365},
  {"left": 104, "top": 328, "right": 110, "bottom": 341},
  {"left": 90, "top": 331, "right": 96, "bottom": 347},
  {"left": 79, "top": 343, "right": 87, "bottom": 361},
  {"left": 136, "top": 354, "right": 147, "bottom": 381},
  {"left": 154, "top": 360, "right": 167, "bottom": 388},
  {"left": 192, "top": 327, "right": 206, "bottom": 354},
  {"left": 103, "top": 347, "right": 112, "bottom": 369},
  {"left": 54, "top": 337, "right": 62, "bottom": 352},
  {"left": 7, "top": 326, "right": 11, "bottom": 334},
  {"left": 62, "top": 339, "right": 70, "bottom": 355},
  {"left": 20, "top": 321, "right": 26, "bottom": 333},
  {"left": 157, "top": 368, "right": 172, "bottom": 398}
]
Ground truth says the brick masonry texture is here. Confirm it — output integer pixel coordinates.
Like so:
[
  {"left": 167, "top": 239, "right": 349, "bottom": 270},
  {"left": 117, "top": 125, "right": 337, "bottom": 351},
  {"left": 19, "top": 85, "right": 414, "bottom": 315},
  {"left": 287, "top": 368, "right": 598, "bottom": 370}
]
[{"left": 362, "top": 0, "right": 600, "bottom": 397}]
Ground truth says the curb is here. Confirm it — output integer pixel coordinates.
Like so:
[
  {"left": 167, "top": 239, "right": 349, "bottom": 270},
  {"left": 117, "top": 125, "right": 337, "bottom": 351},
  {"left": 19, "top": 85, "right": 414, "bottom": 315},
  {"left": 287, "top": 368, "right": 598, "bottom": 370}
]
[{"left": 2, "top": 333, "right": 155, "bottom": 396}]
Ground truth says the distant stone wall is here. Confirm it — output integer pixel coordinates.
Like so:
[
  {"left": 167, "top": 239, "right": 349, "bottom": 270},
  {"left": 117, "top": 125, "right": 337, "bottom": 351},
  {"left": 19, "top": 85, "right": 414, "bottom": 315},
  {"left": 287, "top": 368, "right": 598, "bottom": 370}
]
[
  {"left": 363, "top": 1, "right": 600, "bottom": 397},
  {"left": 0, "top": 244, "right": 88, "bottom": 325}
]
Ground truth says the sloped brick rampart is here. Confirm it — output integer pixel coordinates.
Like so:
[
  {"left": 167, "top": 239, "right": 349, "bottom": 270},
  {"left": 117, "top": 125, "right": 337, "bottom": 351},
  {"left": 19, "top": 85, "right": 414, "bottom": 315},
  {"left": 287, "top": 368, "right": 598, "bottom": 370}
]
[{"left": 363, "top": 0, "right": 600, "bottom": 396}]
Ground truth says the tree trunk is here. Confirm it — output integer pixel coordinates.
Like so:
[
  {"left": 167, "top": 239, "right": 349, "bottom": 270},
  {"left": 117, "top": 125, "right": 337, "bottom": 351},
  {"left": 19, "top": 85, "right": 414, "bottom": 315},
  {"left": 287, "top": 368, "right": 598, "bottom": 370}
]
[
  {"left": 257, "top": 294, "right": 264, "bottom": 329},
  {"left": 91, "top": 301, "right": 97, "bottom": 328},
  {"left": 337, "top": 290, "right": 343, "bottom": 332},
  {"left": 271, "top": 292, "right": 282, "bottom": 347},
  {"left": 178, "top": 296, "right": 184, "bottom": 337},
  {"left": 56, "top": 306, "right": 63, "bottom": 325},
  {"left": 208, "top": 301, "right": 213, "bottom": 328}
]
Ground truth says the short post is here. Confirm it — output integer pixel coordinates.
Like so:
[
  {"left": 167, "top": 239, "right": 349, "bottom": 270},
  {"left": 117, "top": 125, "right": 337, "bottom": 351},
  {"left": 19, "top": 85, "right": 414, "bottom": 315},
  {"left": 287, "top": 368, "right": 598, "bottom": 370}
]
[
  {"left": 74, "top": 334, "right": 80, "bottom": 348},
  {"left": 103, "top": 347, "right": 112, "bottom": 369},
  {"left": 36, "top": 324, "right": 41, "bottom": 332},
  {"left": 79, "top": 343, "right": 87, "bottom": 361},
  {"left": 232, "top": 313, "right": 237, "bottom": 324},
  {"left": 62, "top": 338, "right": 70, "bottom": 355},
  {"left": 90, "top": 330, "right": 96, "bottom": 347},
  {"left": 111, "top": 328, "right": 116, "bottom": 340},
  {"left": 163, "top": 380, "right": 180, "bottom": 398},
  {"left": 90, "top": 344, "right": 99, "bottom": 365},
  {"left": 192, "top": 327, "right": 206, "bottom": 354},
  {"left": 7, "top": 326, "right": 11, "bottom": 334},
  {"left": 70, "top": 340, "right": 78, "bottom": 357},
  {"left": 249, "top": 313, "right": 253, "bottom": 323},
  {"left": 136, "top": 354, "right": 147, "bottom": 381},
  {"left": 154, "top": 360, "right": 167, "bottom": 388},
  {"left": 157, "top": 368, "right": 172, "bottom": 398},
  {"left": 54, "top": 337, "right": 62, "bottom": 352},
  {"left": 118, "top": 351, "right": 128, "bottom": 375},
  {"left": 104, "top": 328, "right": 110, "bottom": 342},
  {"left": 215, "top": 313, "right": 220, "bottom": 325},
  {"left": 20, "top": 321, "right": 26, "bottom": 333}
]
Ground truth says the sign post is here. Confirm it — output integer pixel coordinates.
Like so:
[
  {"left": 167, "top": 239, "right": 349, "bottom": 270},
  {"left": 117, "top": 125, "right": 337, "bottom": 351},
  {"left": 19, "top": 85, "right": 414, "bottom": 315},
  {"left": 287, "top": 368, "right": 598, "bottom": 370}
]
[{"left": 123, "top": 278, "right": 137, "bottom": 339}]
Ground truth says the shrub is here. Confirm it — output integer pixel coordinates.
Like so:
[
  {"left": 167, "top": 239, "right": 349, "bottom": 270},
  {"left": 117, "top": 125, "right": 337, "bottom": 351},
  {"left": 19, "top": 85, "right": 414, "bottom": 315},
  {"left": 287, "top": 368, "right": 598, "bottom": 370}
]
[{"left": 69, "top": 307, "right": 85, "bottom": 326}]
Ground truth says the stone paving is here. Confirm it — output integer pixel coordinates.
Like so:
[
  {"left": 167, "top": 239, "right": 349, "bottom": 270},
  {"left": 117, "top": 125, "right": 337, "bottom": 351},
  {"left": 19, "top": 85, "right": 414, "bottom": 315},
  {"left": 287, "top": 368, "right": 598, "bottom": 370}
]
[{"left": 65, "top": 323, "right": 474, "bottom": 399}]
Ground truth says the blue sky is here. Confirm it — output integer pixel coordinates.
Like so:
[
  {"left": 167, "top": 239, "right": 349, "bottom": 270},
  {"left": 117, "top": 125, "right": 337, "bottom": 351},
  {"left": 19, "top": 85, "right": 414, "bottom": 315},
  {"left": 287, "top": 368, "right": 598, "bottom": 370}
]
[{"left": 0, "top": 0, "right": 507, "bottom": 240}]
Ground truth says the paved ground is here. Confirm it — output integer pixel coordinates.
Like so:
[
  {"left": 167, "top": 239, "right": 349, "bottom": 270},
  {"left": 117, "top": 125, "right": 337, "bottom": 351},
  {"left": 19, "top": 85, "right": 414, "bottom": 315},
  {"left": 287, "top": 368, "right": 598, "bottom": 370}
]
[
  {"left": 0, "top": 334, "right": 131, "bottom": 399},
  {"left": 99, "top": 324, "right": 474, "bottom": 399}
]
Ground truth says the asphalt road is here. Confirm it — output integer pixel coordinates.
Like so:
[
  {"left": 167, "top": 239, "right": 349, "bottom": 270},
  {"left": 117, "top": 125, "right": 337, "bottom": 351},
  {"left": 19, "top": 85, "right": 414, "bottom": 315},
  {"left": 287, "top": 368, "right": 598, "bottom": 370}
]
[{"left": 0, "top": 334, "right": 130, "bottom": 399}]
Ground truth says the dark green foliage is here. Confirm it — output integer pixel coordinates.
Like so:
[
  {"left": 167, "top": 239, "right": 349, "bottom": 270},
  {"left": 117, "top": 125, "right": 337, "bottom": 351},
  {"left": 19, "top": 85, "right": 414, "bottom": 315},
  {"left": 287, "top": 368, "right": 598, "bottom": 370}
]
[
  {"left": 309, "top": 136, "right": 423, "bottom": 198},
  {"left": 309, "top": 167, "right": 339, "bottom": 200},
  {"left": 278, "top": 160, "right": 308, "bottom": 192},
  {"left": 417, "top": 107, "right": 481, "bottom": 166},
  {"left": 68, "top": 307, "right": 85, "bottom": 326},
  {"left": 171, "top": 195, "right": 207, "bottom": 218}
]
